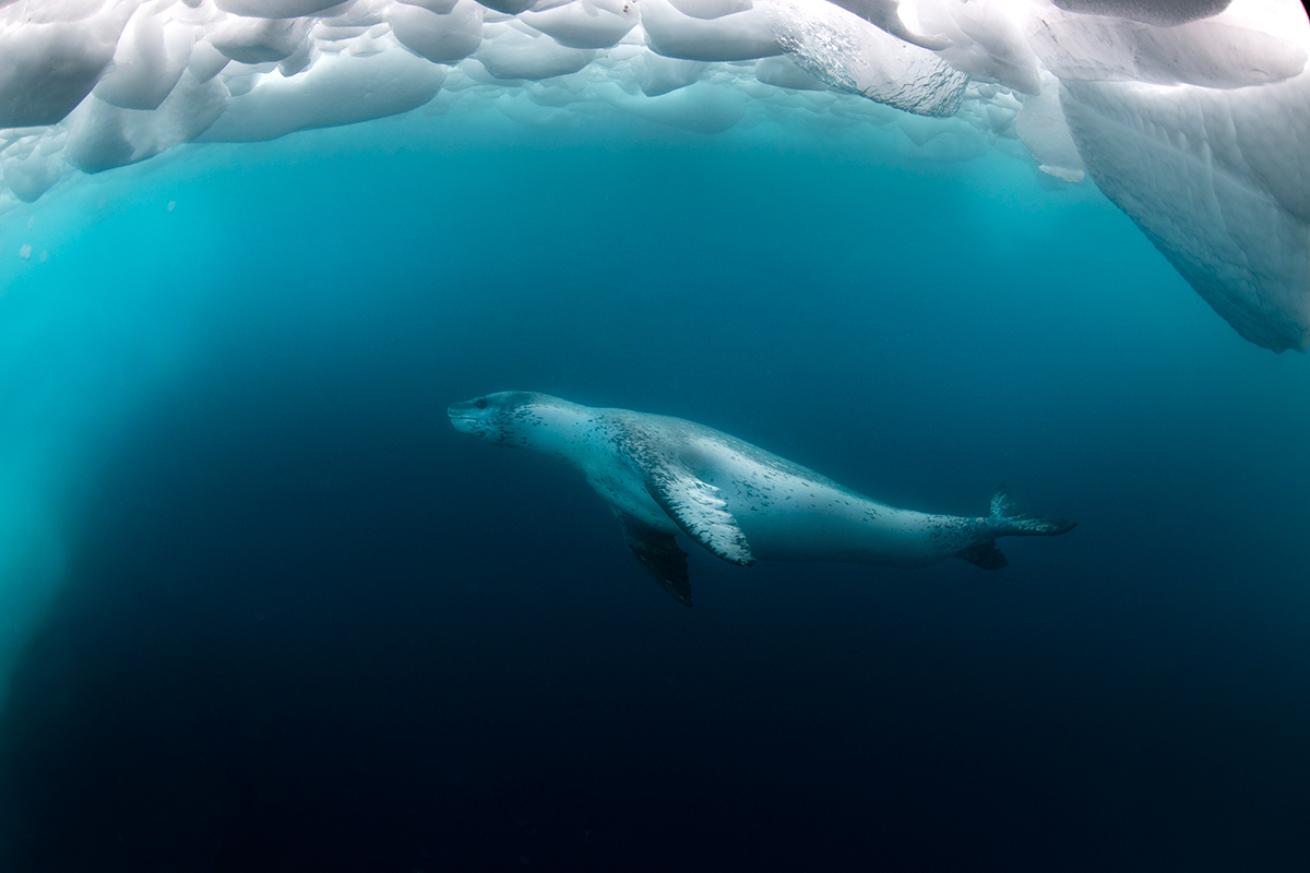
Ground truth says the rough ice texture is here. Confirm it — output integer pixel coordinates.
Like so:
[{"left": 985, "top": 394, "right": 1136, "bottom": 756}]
[
  {"left": 1062, "top": 74, "right": 1310, "bottom": 351},
  {"left": 1051, "top": 0, "right": 1233, "bottom": 27},
  {"left": 771, "top": 0, "right": 968, "bottom": 116},
  {"left": 0, "top": 0, "right": 1307, "bottom": 351}
]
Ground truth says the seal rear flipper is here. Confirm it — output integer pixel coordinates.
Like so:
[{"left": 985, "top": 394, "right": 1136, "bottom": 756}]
[
  {"left": 959, "top": 489, "right": 1075, "bottom": 570},
  {"left": 989, "top": 488, "right": 1077, "bottom": 537},
  {"left": 615, "top": 513, "right": 693, "bottom": 606},
  {"left": 642, "top": 465, "right": 755, "bottom": 567}
]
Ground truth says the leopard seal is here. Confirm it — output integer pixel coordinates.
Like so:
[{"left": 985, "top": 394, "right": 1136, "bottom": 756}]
[{"left": 448, "top": 391, "right": 1075, "bottom": 605}]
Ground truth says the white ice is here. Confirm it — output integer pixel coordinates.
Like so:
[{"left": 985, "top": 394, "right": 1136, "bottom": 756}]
[{"left": 0, "top": 0, "right": 1307, "bottom": 350}]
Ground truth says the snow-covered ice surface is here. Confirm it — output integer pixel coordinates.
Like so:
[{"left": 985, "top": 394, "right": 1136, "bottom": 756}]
[{"left": 0, "top": 0, "right": 1308, "bottom": 349}]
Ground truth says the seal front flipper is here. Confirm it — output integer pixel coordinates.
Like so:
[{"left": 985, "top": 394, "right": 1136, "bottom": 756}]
[
  {"left": 615, "top": 513, "right": 693, "bottom": 606},
  {"left": 642, "top": 464, "right": 755, "bottom": 567}
]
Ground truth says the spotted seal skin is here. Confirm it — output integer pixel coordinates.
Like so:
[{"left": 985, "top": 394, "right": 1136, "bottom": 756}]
[{"left": 449, "top": 392, "right": 1076, "bottom": 604}]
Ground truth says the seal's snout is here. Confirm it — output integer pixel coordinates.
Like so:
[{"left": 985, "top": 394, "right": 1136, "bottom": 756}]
[
  {"left": 447, "top": 402, "right": 475, "bottom": 434},
  {"left": 447, "top": 396, "right": 480, "bottom": 417},
  {"left": 448, "top": 395, "right": 492, "bottom": 435},
  {"left": 448, "top": 392, "right": 534, "bottom": 440}
]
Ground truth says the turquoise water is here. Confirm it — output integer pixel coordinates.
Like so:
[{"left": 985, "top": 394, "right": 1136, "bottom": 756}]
[{"left": 2, "top": 113, "right": 1309, "bottom": 869}]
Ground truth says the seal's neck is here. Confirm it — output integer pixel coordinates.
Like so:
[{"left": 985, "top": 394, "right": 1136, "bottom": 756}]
[{"left": 518, "top": 401, "right": 592, "bottom": 459}]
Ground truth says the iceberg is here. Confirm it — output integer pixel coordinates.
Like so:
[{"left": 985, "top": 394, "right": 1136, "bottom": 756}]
[{"left": 0, "top": 0, "right": 1307, "bottom": 349}]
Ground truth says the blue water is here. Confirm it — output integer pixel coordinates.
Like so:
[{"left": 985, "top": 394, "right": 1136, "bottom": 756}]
[{"left": 2, "top": 115, "right": 1309, "bottom": 871}]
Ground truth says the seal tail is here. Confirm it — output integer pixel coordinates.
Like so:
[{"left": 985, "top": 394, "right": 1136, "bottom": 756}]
[{"left": 957, "top": 489, "right": 1076, "bottom": 570}]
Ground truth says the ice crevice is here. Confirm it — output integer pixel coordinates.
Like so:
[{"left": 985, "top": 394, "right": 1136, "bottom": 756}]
[{"left": 1, "top": 0, "right": 1308, "bottom": 351}]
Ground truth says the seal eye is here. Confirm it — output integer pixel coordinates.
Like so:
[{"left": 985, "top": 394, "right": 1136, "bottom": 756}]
[{"left": 474, "top": 398, "right": 488, "bottom": 410}]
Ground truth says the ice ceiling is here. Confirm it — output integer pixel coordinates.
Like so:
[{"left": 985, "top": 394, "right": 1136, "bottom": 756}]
[{"left": 1, "top": 0, "right": 1308, "bottom": 350}]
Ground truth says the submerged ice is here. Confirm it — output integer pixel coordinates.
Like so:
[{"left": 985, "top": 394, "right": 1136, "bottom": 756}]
[{"left": 0, "top": 0, "right": 1308, "bottom": 350}]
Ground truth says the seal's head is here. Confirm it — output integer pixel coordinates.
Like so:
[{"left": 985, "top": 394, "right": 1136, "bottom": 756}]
[{"left": 447, "top": 391, "right": 570, "bottom": 446}]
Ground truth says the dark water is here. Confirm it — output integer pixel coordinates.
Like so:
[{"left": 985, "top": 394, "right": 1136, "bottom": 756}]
[{"left": 2, "top": 119, "right": 1308, "bottom": 871}]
